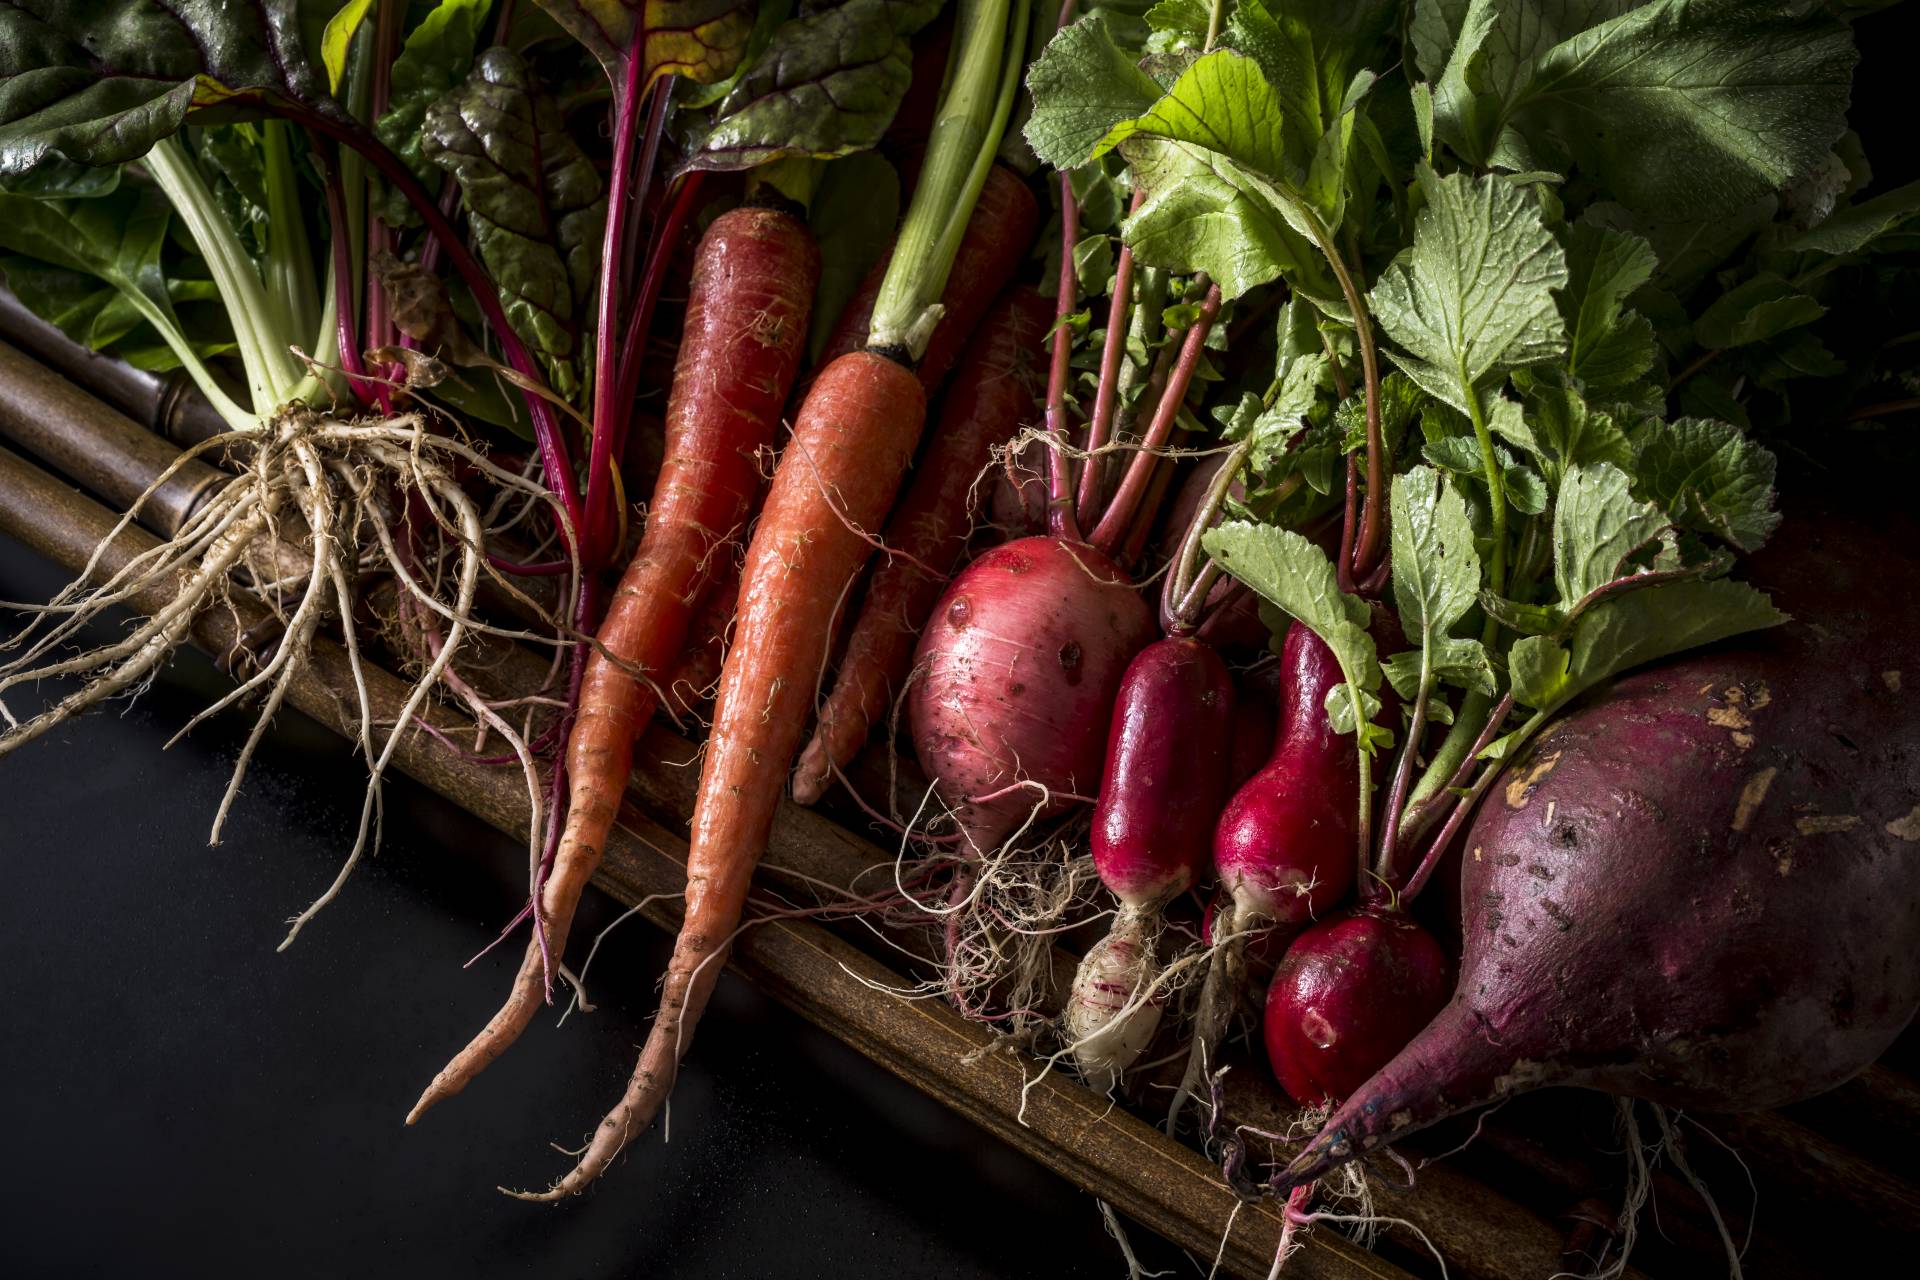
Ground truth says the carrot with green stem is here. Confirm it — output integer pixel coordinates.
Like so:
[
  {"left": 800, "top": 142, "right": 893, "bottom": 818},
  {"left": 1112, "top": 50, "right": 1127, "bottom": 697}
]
[
  {"left": 791, "top": 285, "right": 1049, "bottom": 807},
  {"left": 407, "top": 198, "right": 819, "bottom": 1124},
  {"left": 507, "top": 0, "right": 1035, "bottom": 1197}
]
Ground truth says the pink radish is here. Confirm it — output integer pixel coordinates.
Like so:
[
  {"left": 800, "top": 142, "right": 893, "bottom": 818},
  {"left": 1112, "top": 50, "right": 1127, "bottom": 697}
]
[
  {"left": 1067, "top": 637, "right": 1233, "bottom": 1090},
  {"left": 910, "top": 536, "right": 1155, "bottom": 854},
  {"left": 1170, "top": 622, "right": 1358, "bottom": 1125},
  {"left": 1262, "top": 906, "right": 1451, "bottom": 1107}
]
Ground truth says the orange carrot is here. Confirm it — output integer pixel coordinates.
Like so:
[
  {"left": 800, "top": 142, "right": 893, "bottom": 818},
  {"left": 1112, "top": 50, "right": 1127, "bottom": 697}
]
[
  {"left": 407, "top": 204, "right": 816, "bottom": 1122},
  {"left": 661, "top": 560, "right": 738, "bottom": 722},
  {"left": 514, "top": 350, "right": 926, "bottom": 1198},
  {"left": 791, "top": 286, "right": 1049, "bottom": 805}
]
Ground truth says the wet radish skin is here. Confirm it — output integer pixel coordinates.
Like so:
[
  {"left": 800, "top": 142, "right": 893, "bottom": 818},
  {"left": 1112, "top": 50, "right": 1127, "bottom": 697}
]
[
  {"left": 1213, "top": 624, "right": 1358, "bottom": 924},
  {"left": 911, "top": 536, "right": 1156, "bottom": 850},
  {"left": 1092, "top": 637, "right": 1235, "bottom": 905},
  {"left": 1263, "top": 907, "right": 1451, "bottom": 1107}
]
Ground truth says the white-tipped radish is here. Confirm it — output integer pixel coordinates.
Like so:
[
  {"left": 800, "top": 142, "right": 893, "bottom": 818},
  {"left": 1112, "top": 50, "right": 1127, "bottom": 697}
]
[{"left": 1067, "top": 636, "right": 1233, "bottom": 1089}]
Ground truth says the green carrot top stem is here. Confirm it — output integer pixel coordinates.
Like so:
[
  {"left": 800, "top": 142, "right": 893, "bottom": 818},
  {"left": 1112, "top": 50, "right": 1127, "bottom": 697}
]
[{"left": 867, "top": 0, "right": 1031, "bottom": 358}]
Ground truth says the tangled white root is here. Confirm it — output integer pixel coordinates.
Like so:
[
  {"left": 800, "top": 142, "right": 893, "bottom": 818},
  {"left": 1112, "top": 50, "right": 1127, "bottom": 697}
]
[{"left": 0, "top": 409, "right": 569, "bottom": 946}]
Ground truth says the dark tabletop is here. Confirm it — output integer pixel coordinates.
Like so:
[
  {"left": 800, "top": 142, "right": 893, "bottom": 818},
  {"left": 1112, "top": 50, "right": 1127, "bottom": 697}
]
[{"left": 0, "top": 537, "right": 1186, "bottom": 1279}]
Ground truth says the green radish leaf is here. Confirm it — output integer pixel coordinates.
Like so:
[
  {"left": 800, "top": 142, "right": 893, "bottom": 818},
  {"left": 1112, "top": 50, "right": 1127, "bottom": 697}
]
[
  {"left": 1143, "top": 0, "right": 1208, "bottom": 55},
  {"left": 423, "top": 49, "right": 607, "bottom": 404},
  {"left": 1504, "top": 462, "right": 1547, "bottom": 515},
  {"left": 1519, "top": 0, "right": 1855, "bottom": 220},
  {"left": 1632, "top": 417, "right": 1779, "bottom": 552},
  {"left": 1370, "top": 168, "right": 1568, "bottom": 413},
  {"left": 1478, "top": 590, "right": 1561, "bottom": 637},
  {"left": 1117, "top": 137, "right": 1316, "bottom": 302},
  {"left": 373, "top": 0, "right": 496, "bottom": 221},
  {"left": 1508, "top": 632, "right": 1573, "bottom": 709},
  {"left": 1557, "top": 221, "right": 1657, "bottom": 389},
  {"left": 1326, "top": 683, "right": 1394, "bottom": 753},
  {"left": 0, "top": 0, "right": 352, "bottom": 186},
  {"left": 1221, "top": 351, "right": 1330, "bottom": 470},
  {"left": 1388, "top": 465, "right": 1491, "bottom": 700},
  {"left": 1091, "top": 49, "right": 1289, "bottom": 177},
  {"left": 1515, "top": 577, "right": 1787, "bottom": 711},
  {"left": 1788, "top": 179, "right": 1920, "bottom": 255},
  {"left": 1023, "top": 12, "right": 1165, "bottom": 170},
  {"left": 688, "top": 0, "right": 942, "bottom": 172},
  {"left": 1225, "top": 0, "right": 1397, "bottom": 181},
  {"left": 1693, "top": 274, "right": 1826, "bottom": 351},
  {"left": 1202, "top": 520, "right": 1381, "bottom": 696},
  {"left": 1552, "top": 461, "right": 1668, "bottom": 604},
  {"left": 1515, "top": 379, "right": 1632, "bottom": 489}
]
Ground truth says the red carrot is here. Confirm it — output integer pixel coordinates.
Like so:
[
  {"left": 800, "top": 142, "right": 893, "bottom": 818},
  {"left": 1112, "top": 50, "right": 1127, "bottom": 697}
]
[
  {"left": 515, "top": 351, "right": 926, "bottom": 1198},
  {"left": 509, "top": 0, "right": 1033, "bottom": 1194},
  {"left": 791, "top": 286, "right": 1050, "bottom": 806},
  {"left": 407, "top": 204, "right": 817, "bottom": 1122}
]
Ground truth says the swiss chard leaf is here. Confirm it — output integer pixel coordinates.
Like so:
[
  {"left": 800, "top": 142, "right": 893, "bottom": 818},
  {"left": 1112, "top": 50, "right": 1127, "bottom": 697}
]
[
  {"left": 374, "top": 0, "right": 496, "bottom": 215},
  {"left": 422, "top": 49, "right": 607, "bottom": 403},
  {"left": 534, "top": 0, "right": 759, "bottom": 109},
  {"left": 689, "top": 0, "right": 943, "bottom": 171},
  {"left": 0, "top": 0, "right": 351, "bottom": 186}
]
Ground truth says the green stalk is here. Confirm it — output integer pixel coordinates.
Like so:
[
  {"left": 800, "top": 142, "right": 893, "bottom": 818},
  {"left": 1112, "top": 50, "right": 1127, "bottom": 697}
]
[
  {"left": 145, "top": 138, "right": 303, "bottom": 413},
  {"left": 868, "top": 0, "right": 1030, "bottom": 356},
  {"left": 262, "top": 121, "right": 322, "bottom": 356},
  {"left": 110, "top": 287, "right": 258, "bottom": 431}
]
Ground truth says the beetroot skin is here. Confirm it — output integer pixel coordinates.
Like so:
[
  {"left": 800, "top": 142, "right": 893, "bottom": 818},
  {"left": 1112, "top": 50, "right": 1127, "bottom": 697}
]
[
  {"left": 1264, "top": 908, "right": 1451, "bottom": 1107},
  {"left": 911, "top": 536, "right": 1156, "bottom": 850},
  {"left": 1276, "top": 506, "right": 1920, "bottom": 1189}
]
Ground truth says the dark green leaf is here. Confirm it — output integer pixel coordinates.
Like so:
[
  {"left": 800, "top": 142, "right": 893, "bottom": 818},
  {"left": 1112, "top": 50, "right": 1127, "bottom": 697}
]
[
  {"left": 1557, "top": 221, "right": 1657, "bottom": 388},
  {"left": 1023, "top": 12, "right": 1165, "bottom": 170},
  {"left": 1789, "top": 179, "right": 1920, "bottom": 256},
  {"left": 535, "top": 0, "right": 758, "bottom": 108},
  {"left": 1632, "top": 416, "right": 1779, "bottom": 551},
  {"left": 374, "top": 0, "right": 495, "bottom": 214},
  {"left": 1694, "top": 274, "right": 1825, "bottom": 350},
  {"left": 0, "top": 0, "right": 351, "bottom": 186},
  {"left": 690, "top": 0, "right": 938, "bottom": 171},
  {"left": 422, "top": 49, "right": 607, "bottom": 402}
]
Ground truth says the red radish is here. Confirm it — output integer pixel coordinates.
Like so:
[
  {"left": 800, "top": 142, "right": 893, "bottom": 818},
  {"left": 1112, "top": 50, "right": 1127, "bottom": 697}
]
[
  {"left": 1171, "top": 623, "right": 1358, "bottom": 1124},
  {"left": 1262, "top": 907, "right": 1451, "bottom": 1107},
  {"left": 1067, "top": 637, "right": 1233, "bottom": 1090},
  {"left": 408, "top": 204, "right": 816, "bottom": 1123},
  {"left": 909, "top": 536, "right": 1155, "bottom": 854},
  {"left": 1272, "top": 505, "right": 1920, "bottom": 1192},
  {"left": 792, "top": 287, "right": 1049, "bottom": 806}
]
